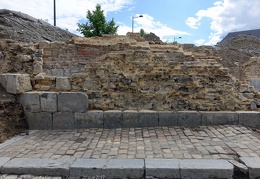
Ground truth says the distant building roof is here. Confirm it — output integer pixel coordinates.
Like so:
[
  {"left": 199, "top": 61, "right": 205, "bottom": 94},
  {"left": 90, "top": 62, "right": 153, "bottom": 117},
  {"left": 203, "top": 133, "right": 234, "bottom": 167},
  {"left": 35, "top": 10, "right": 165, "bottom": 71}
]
[{"left": 222, "top": 29, "right": 260, "bottom": 41}]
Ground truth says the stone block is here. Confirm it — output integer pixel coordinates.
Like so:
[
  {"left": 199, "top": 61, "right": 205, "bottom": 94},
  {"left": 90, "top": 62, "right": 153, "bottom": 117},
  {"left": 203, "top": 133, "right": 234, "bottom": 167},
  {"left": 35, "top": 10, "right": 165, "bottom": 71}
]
[
  {"left": 240, "top": 157, "right": 260, "bottom": 179},
  {"left": 158, "top": 111, "right": 178, "bottom": 126},
  {"left": 19, "top": 92, "right": 40, "bottom": 112},
  {"left": 75, "top": 110, "right": 103, "bottom": 128},
  {"left": 138, "top": 110, "right": 159, "bottom": 127},
  {"left": 40, "top": 92, "right": 58, "bottom": 112},
  {"left": 179, "top": 159, "right": 233, "bottom": 179},
  {"left": 178, "top": 111, "right": 202, "bottom": 127},
  {"left": 1, "top": 74, "right": 32, "bottom": 94},
  {"left": 53, "top": 112, "right": 75, "bottom": 129},
  {"left": 145, "top": 158, "right": 180, "bottom": 178},
  {"left": 51, "top": 69, "right": 64, "bottom": 76},
  {"left": 122, "top": 110, "right": 139, "bottom": 128},
  {"left": 201, "top": 111, "right": 238, "bottom": 125},
  {"left": 1, "top": 158, "right": 75, "bottom": 176},
  {"left": 56, "top": 77, "right": 71, "bottom": 90},
  {"left": 250, "top": 78, "right": 260, "bottom": 92},
  {"left": 103, "top": 159, "right": 144, "bottom": 179},
  {"left": 0, "top": 157, "right": 10, "bottom": 168},
  {"left": 58, "top": 92, "right": 88, "bottom": 112},
  {"left": 0, "top": 74, "right": 7, "bottom": 89},
  {"left": 237, "top": 111, "right": 260, "bottom": 127},
  {"left": 104, "top": 110, "right": 123, "bottom": 128},
  {"left": 25, "top": 112, "right": 53, "bottom": 130},
  {"left": 70, "top": 158, "right": 106, "bottom": 178}
]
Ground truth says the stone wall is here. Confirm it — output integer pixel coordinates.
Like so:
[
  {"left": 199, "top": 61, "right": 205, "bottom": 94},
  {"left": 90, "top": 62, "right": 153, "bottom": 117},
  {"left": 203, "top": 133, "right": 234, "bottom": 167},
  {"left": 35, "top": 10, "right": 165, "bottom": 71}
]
[{"left": 0, "top": 36, "right": 259, "bottom": 111}]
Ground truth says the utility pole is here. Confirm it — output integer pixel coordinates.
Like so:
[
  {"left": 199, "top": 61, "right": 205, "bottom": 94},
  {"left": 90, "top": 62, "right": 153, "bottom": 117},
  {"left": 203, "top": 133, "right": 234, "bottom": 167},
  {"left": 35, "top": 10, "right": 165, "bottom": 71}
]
[{"left": 54, "top": 0, "right": 56, "bottom": 26}]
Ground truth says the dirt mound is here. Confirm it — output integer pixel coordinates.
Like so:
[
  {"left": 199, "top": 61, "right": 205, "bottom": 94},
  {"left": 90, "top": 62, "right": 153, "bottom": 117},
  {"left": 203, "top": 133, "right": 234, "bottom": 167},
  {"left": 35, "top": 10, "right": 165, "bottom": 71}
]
[
  {"left": 216, "top": 34, "right": 260, "bottom": 78},
  {"left": 0, "top": 9, "right": 76, "bottom": 42}
]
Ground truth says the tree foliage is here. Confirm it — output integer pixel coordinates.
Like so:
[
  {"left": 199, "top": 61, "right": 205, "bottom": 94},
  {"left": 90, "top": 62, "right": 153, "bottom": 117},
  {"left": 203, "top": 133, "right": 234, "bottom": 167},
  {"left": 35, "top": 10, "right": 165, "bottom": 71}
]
[
  {"left": 77, "top": 4, "right": 118, "bottom": 37},
  {"left": 140, "top": 28, "right": 147, "bottom": 37}
]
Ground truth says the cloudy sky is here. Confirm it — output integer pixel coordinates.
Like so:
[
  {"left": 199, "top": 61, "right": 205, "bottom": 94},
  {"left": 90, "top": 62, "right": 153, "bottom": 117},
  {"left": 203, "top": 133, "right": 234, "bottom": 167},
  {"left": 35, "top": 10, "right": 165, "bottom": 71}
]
[{"left": 1, "top": 0, "right": 260, "bottom": 45}]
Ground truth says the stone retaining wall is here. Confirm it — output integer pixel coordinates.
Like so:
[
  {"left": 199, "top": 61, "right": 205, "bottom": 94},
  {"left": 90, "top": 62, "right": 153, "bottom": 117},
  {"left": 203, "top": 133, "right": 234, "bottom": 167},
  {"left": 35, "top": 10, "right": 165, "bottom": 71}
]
[{"left": 0, "top": 35, "right": 260, "bottom": 113}]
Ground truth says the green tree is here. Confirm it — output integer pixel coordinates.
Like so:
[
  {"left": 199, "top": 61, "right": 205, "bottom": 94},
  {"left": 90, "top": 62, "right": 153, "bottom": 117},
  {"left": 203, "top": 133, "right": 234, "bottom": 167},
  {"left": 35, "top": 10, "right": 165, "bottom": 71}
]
[
  {"left": 140, "top": 28, "right": 147, "bottom": 37},
  {"left": 77, "top": 4, "right": 118, "bottom": 37}
]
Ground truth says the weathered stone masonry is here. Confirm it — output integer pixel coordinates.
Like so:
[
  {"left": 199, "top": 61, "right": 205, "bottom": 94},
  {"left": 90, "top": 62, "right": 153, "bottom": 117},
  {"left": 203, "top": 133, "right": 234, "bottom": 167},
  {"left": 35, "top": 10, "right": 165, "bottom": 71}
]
[{"left": 0, "top": 35, "right": 259, "bottom": 112}]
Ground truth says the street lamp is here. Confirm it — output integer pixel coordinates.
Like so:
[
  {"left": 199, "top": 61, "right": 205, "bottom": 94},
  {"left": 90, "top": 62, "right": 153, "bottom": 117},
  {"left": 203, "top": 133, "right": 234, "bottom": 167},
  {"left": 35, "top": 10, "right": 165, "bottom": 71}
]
[
  {"left": 54, "top": 0, "right": 56, "bottom": 26},
  {"left": 174, "top": 36, "right": 182, "bottom": 42},
  {"left": 132, "top": 15, "right": 143, "bottom": 33}
]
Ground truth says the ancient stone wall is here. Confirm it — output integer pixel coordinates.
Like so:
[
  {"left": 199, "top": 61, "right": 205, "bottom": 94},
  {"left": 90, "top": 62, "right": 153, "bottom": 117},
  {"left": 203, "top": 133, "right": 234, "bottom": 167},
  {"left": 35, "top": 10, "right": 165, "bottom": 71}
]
[{"left": 0, "top": 36, "right": 259, "bottom": 111}]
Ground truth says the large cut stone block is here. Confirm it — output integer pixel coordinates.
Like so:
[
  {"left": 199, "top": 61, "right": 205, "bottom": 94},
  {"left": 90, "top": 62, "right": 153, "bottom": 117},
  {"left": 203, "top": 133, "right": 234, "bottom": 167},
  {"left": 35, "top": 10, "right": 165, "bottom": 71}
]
[
  {"left": 56, "top": 77, "right": 71, "bottom": 90},
  {"left": 1, "top": 158, "right": 75, "bottom": 176},
  {"left": 179, "top": 159, "right": 233, "bottom": 179},
  {"left": 25, "top": 112, "right": 53, "bottom": 130},
  {"left": 201, "top": 111, "right": 238, "bottom": 125},
  {"left": 19, "top": 92, "right": 40, "bottom": 112},
  {"left": 53, "top": 112, "right": 75, "bottom": 129},
  {"left": 237, "top": 111, "right": 260, "bottom": 127},
  {"left": 138, "top": 110, "right": 159, "bottom": 127},
  {"left": 250, "top": 78, "right": 260, "bottom": 92},
  {"left": 75, "top": 110, "right": 103, "bottom": 128},
  {"left": 145, "top": 158, "right": 180, "bottom": 178},
  {"left": 58, "top": 92, "right": 88, "bottom": 112},
  {"left": 158, "top": 111, "right": 178, "bottom": 126},
  {"left": 40, "top": 92, "right": 58, "bottom": 112},
  {"left": 104, "top": 110, "right": 123, "bottom": 128},
  {"left": 178, "top": 111, "right": 202, "bottom": 127},
  {"left": 103, "top": 159, "right": 144, "bottom": 179},
  {"left": 240, "top": 157, "right": 260, "bottom": 179},
  {"left": 70, "top": 158, "right": 106, "bottom": 178},
  {"left": 0, "top": 74, "right": 32, "bottom": 94}
]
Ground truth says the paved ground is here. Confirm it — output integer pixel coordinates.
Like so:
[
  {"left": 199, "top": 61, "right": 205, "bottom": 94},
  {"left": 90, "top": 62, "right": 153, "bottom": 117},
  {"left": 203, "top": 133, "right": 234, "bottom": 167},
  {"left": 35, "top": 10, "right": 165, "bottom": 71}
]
[{"left": 0, "top": 125, "right": 259, "bottom": 161}]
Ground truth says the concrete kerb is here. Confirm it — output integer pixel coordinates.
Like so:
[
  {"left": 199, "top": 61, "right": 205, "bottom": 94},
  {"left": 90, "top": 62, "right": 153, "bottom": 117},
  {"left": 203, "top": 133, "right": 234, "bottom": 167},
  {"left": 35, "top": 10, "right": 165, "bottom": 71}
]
[
  {"left": 2, "top": 157, "right": 257, "bottom": 178},
  {"left": 240, "top": 157, "right": 260, "bottom": 179},
  {"left": 21, "top": 109, "right": 260, "bottom": 130}
]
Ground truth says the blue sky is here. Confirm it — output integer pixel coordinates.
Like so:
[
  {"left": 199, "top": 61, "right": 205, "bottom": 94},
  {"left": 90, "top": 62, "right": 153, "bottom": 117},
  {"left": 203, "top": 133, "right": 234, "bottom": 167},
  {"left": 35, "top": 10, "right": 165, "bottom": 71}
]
[{"left": 1, "top": 0, "right": 260, "bottom": 45}]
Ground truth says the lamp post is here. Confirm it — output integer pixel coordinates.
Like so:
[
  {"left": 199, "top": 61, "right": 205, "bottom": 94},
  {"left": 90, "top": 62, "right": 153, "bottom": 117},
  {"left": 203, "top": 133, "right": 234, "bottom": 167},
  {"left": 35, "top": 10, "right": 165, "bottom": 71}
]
[
  {"left": 54, "top": 0, "right": 56, "bottom": 26},
  {"left": 132, "top": 15, "right": 143, "bottom": 33},
  {"left": 174, "top": 36, "right": 182, "bottom": 42}
]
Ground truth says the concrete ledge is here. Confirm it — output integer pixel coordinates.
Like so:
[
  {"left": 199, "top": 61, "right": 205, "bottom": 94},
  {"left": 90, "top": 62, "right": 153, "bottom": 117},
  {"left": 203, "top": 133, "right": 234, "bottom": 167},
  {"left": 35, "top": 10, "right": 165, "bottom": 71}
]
[
  {"left": 158, "top": 111, "right": 178, "bottom": 126},
  {"left": 1, "top": 158, "right": 75, "bottom": 176},
  {"left": 145, "top": 158, "right": 180, "bottom": 178},
  {"left": 240, "top": 157, "right": 260, "bottom": 179},
  {"left": 70, "top": 158, "right": 144, "bottom": 178},
  {"left": 75, "top": 110, "right": 104, "bottom": 128},
  {"left": 179, "top": 159, "right": 233, "bottom": 179},
  {"left": 178, "top": 111, "right": 202, "bottom": 127},
  {"left": 0, "top": 158, "right": 239, "bottom": 178},
  {"left": 70, "top": 158, "right": 106, "bottom": 177},
  {"left": 104, "top": 110, "right": 123, "bottom": 128},
  {"left": 0, "top": 157, "right": 10, "bottom": 168},
  {"left": 201, "top": 111, "right": 238, "bottom": 125},
  {"left": 23, "top": 110, "right": 260, "bottom": 130},
  {"left": 237, "top": 111, "right": 260, "bottom": 127}
]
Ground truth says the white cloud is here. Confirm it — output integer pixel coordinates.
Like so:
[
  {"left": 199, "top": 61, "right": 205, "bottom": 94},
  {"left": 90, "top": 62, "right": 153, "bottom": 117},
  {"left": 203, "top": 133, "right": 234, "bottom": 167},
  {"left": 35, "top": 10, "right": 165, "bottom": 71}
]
[
  {"left": 186, "top": 0, "right": 260, "bottom": 45},
  {"left": 194, "top": 39, "right": 205, "bottom": 46},
  {"left": 118, "top": 14, "right": 191, "bottom": 42},
  {"left": 0, "top": 0, "right": 133, "bottom": 33}
]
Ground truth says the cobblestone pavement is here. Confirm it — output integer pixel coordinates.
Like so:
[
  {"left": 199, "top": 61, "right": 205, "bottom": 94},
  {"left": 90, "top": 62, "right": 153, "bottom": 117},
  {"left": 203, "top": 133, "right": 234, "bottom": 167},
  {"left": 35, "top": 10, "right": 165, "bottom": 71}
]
[{"left": 0, "top": 125, "right": 259, "bottom": 160}]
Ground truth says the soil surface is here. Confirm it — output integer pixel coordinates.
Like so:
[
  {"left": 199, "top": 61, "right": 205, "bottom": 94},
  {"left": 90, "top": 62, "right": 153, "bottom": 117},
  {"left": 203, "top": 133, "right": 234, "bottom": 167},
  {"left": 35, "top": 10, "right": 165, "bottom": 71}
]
[
  {"left": 0, "top": 84, "right": 28, "bottom": 143},
  {"left": 0, "top": 9, "right": 76, "bottom": 42}
]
